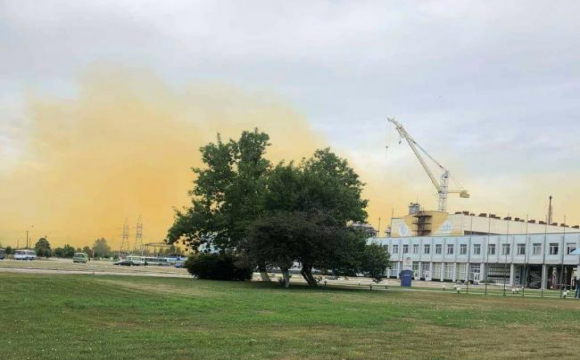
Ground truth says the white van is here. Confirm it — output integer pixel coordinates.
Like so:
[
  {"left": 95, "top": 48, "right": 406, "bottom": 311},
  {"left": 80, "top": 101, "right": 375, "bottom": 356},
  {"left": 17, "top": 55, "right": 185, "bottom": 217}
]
[
  {"left": 143, "top": 257, "right": 169, "bottom": 266},
  {"left": 126, "top": 255, "right": 144, "bottom": 266},
  {"left": 14, "top": 249, "right": 37, "bottom": 260}
]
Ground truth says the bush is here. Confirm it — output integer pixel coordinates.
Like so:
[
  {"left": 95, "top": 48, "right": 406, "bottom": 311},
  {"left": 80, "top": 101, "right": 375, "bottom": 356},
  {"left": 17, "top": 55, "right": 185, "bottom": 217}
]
[{"left": 184, "top": 253, "right": 252, "bottom": 281}]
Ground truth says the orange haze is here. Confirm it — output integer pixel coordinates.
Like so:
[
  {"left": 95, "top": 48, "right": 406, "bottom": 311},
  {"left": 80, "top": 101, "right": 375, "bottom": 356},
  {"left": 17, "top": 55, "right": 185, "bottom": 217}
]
[
  {"left": 3, "top": 66, "right": 575, "bottom": 249},
  {"left": 0, "top": 66, "right": 331, "bottom": 248}
]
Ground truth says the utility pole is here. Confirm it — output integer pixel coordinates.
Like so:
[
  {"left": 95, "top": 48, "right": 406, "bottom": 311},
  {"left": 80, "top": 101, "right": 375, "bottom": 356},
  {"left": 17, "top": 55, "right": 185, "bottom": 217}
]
[
  {"left": 485, "top": 214, "right": 491, "bottom": 296},
  {"left": 560, "top": 215, "right": 566, "bottom": 299},
  {"left": 522, "top": 215, "right": 529, "bottom": 297},
  {"left": 503, "top": 217, "right": 510, "bottom": 296},
  {"left": 26, "top": 225, "right": 34, "bottom": 249}
]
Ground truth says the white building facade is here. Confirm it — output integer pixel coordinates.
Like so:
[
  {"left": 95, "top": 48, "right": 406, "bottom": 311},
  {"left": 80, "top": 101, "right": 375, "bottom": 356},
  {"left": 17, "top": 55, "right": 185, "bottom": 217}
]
[{"left": 370, "top": 232, "right": 580, "bottom": 289}]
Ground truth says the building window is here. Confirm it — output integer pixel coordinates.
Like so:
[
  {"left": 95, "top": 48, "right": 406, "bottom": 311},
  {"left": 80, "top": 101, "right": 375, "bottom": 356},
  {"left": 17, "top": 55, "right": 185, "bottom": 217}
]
[
  {"left": 435, "top": 244, "right": 442, "bottom": 254},
  {"left": 533, "top": 243, "right": 541, "bottom": 255},
  {"left": 413, "top": 244, "right": 419, "bottom": 254},
  {"left": 424, "top": 244, "right": 431, "bottom": 254},
  {"left": 447, "top": 244, "right": 454, "bottom": 255},
  {"left": 517, "top": 243, "right": 525, "bottom": 255},
  {"left": 460, "top": 244, "right": 467, "bottom": 255},
  {"left": 488, "top": 244, "right": 496, "bottom": 255},
  {"left": 473, "top": 244, "right": 481, "bottom": 255},
  {"left": 501, "top": 244, "right": 510, "bottom": 256},
  {"left": 567, "top": 243, "right": 576, "bottom": 255},
  {"left": 412, "top": 262, "right": 420, "bottom": 277},
  {"left": 392, "top": 245, "right": 399, "bottom": 254},
  {"left": 549, "top": 243, "right": 559, "bottom": 255},
  {"left": 403, "top": 245, "right": 409, "bottom": 254}
]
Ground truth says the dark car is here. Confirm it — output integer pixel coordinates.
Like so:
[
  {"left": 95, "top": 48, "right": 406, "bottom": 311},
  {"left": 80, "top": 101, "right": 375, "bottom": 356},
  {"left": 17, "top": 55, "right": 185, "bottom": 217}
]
[
  {"left": 0, "top": 248, "right": 6, "bottom": 260},
  {"left": 113, "top": 260, "right": 139, "bottom": 266}
]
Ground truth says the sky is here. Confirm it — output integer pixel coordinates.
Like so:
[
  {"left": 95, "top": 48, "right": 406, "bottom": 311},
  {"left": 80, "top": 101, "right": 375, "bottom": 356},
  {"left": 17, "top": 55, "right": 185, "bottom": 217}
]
[{"left": 1, "top": 1, "right": 580, "bottom": 248}]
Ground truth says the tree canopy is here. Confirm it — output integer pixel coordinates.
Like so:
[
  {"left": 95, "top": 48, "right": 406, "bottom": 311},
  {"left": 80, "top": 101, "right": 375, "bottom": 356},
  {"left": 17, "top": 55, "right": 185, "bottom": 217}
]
[
  {"left": 168, "top": 129, "right": 389, "bottom": 287},
  {"left": 34, "top": 237, "right": 52, "bottom": 257},
  {"left": 92, "top": 238, "right": 112, "bottom": 258},
  {"left": 167, "top": 129, "right": 271, "bottom": 252},
  {"left": 54, "top": 244, "right": 75, "bottom": 258}
]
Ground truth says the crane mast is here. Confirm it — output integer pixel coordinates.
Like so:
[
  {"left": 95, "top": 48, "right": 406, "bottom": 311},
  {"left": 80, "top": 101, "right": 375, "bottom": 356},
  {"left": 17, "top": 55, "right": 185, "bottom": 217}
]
[{"left": 387, "top": 118, "right": 469, "bottom": 212}]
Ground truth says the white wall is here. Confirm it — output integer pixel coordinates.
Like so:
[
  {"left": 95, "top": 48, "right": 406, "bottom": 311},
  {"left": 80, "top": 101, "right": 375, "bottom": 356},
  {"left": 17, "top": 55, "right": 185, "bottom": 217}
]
[{"left": 369, "top": 232, "right": 580, "bottom": 265}]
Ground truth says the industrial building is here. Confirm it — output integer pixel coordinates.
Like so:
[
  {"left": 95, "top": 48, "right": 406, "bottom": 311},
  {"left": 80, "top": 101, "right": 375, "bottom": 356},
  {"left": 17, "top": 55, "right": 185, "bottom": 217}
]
[
  {"left": 388, "top": 203, "right": 578, "bottom": 238},
  {"left": 378, "top": 119, "right": 580, "bottom": 289},
  {"left": 372, "top": 204, "right": 580, "bottom": 289}
]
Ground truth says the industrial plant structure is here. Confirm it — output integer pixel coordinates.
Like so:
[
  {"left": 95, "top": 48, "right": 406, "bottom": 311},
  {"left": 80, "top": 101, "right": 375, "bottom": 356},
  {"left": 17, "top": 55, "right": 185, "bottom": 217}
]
[
  {"left": 376, "top": 119, "right": 580, "bottom": 289},
  {"left": 371, "top": 203, "right": 580, "bottom": 289}
]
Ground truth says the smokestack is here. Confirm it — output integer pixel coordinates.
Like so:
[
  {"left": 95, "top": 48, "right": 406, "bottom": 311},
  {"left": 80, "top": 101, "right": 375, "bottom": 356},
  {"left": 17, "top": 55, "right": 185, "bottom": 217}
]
[{"left": 548, "top": 196, "right": 553, "bottom": 225}]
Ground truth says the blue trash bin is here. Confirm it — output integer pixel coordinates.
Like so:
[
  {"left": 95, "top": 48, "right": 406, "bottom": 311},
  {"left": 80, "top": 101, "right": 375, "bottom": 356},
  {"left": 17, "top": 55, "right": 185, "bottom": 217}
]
[{"left": 400, "top": 270, "right": 413, "bottom": 287}]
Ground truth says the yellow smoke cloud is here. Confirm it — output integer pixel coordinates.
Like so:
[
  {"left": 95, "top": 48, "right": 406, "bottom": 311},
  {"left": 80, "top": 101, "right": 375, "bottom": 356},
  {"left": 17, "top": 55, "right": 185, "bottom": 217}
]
[
  {"left": 4, "top": 66, "right": 571, "bottom": 249},
  {"left": 0, "top": 66, "right": 326, "bottom": 248}
]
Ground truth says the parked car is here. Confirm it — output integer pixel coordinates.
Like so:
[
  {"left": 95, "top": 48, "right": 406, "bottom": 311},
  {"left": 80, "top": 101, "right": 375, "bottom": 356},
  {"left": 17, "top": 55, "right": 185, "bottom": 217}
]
[
  {"left": 0, "top": 248, "right": 6, "bottom": 260},
  {"left": 73, "top": 253, "right": 89, "bottom": 263},
  {"left": 174, "top": 261, "right": 185, "bottom": 268},
  {"left": 14, "top": 249, "right": 36, "bottom": 260},
  {"left": 113, "top": 259, "right": 139, "bottom": 266}
]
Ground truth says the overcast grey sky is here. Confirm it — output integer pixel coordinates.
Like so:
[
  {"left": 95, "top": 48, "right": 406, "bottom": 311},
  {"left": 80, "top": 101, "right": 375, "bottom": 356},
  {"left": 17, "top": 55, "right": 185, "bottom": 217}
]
[{"left": 2, "top": 0, "right": 580, "bottom": 219}]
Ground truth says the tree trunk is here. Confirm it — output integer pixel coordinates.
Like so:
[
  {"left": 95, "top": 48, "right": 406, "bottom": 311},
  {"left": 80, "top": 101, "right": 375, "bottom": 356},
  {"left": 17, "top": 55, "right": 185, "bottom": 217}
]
[
  {"left": 301, "top": 266, "right": 318, "bottom": 286},
  {"left": 281, "top": 267, "right": 291, "bottom": 288},
  {"left": 258, "top": 264, "right": 271, "bottom": 282}
]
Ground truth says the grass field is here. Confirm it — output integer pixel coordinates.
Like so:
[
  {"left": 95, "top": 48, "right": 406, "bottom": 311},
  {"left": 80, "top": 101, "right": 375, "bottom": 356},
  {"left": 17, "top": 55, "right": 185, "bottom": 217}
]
[{"left": 1, "top": 274, "right": 579, "bottom": 359}]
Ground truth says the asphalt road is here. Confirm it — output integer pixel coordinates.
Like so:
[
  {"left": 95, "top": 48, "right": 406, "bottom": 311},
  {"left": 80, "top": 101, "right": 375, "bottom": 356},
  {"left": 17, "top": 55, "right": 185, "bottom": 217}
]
[{"left": 0, "top": 258, "right": 191, "bottom": 278}]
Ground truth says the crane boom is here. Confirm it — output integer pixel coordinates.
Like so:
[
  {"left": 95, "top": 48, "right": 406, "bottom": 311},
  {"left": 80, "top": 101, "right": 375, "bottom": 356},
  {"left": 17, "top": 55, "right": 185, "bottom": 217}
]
[{"left": 387, "top": 118, "right": 469, "bottom": 212}]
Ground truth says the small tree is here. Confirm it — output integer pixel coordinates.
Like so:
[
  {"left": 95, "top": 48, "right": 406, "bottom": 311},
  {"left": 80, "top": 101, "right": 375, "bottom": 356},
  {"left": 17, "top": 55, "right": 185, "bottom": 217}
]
[
  {"left": 62, "top": 244, "right": 75, "bottom": 258},
  {"left": 82, "top": 246, "right": 92, "bottom": 257},
  {"left": 92, "top": 238, "right": 112, "bottom": 258},
  {"left": 34, "top": 238, "right": 52, "bottom": 258},
  {"left": 5, "top": 246, "right": 13, "bottom": 255},
  {"left": 361, "top": 243, "right": 391, "bottom": 283}
]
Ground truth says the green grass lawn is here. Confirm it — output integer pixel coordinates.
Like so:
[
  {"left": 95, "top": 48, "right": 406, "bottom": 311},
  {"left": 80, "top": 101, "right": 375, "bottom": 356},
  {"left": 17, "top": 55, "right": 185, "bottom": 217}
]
[{"left": 1, "top": 274, "right": 579, "bottom": 359}]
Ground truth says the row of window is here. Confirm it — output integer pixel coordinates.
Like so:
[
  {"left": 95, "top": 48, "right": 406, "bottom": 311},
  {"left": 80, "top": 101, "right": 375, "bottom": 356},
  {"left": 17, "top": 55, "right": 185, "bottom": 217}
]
[{"left": 390, "top": 242, "right": 577, "bottom": 256}]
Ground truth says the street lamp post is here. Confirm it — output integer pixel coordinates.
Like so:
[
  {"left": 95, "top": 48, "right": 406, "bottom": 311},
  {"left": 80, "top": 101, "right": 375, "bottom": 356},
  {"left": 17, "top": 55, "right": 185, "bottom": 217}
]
[
  {"left": 26, "top": 225, "right": 34, "bottom": 249},
  {"left": 503, "top": 218, "right": 510, "bottom": 296}
]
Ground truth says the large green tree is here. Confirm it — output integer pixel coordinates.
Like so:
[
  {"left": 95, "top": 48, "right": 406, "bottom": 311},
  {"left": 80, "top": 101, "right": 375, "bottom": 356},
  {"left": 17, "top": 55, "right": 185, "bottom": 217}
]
[
  {"left": 168, "top": 130, "right": 389, "bottom": 287},
  {"left": 34, "top": 238, "right": 52, "bottom": 258},
  {"left": 244, "top": 152, "right": 375, "bottom": 286},
  {"left": 167, "top": 129, "right": 272, "bottom": 278}
]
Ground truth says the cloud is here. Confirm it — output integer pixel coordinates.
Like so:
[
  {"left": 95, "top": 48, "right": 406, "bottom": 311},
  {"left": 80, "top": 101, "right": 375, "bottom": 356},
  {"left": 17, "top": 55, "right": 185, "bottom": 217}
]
[
  {"left": 0, "top": 66, "right": 325, "bottom": 247},
  {"left": 1, "top": 0, "right": 580, "bottom": 243}
]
